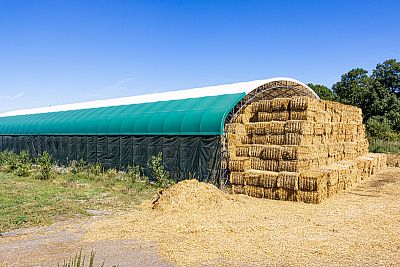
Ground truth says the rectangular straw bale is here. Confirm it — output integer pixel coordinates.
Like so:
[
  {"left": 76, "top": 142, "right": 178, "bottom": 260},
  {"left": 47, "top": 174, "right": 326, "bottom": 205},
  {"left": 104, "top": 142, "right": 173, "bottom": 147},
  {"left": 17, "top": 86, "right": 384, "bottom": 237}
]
[
  {"left": 281, "top": 145, "right": 313, "bottom": 160},
  {"left": 268, "top": 121, "right": 286, "bottom": 134},
  {"left": 263, "top": 188, "right": 274, "bottom": 199},
  {"left": 251, "top": 158, "right": 279, "bottom": 172},
  {"left": 244, "top": 170, "right": 263, "bottom": 186},
  {"left": 257, "top": 112, "right": 274, "bottom": 122},
  {"left": 226, "top": 123, "right": 246, "bottom": 134},
  {"left": 261, "top": 134, "right": 285, "bottom": 145},
  {"left": 344, "top": 123, "right": 357, "bottom": 135},
  {"left": 252, "top": 135, "right": 267, "bottom": 145},
  {"left": 245, "top": 185, "right": 264, "bottom": 198},
  {"left": 274, "top": 188, "right": 297, "bottom": 201},
  {"left": 313, "top": 123, "right": 325, "bottom": 135},
  {"left": 285, "top": 133, "right": 302, "bottom": 145},
  {"left": 245, "top": 123, "right": 256, "bottom": 135},
  {"left": 248, "top": 144, "right": 266, "bottom": 157},
  {"left": 229, "top": 172, "right": 245, "bottom": 185},
  {"left": 325, "top": 100, "right": 339, "bottom": 112},
  {"left": 290, "top": 97, "right": 322, "bottom": 111},
  {"left": 277, "top": 172, "right": 299, "bottom": 190},
  {"left": 258, "top": 171, "right": 279, "bottom": 188},
  {"left": 227, "top": 133, "right": 241, "bottom": 147},
  {"left": 290, "top": 110, "right": 313, "bottom": 121},
  {"left": 228, "top": 147, "right": 237, "bottom": 159},
  {"left": 299, "top": 170, "right": 328, "bottom": 191},
  {"left": 284, "top": 120, "right": 313, "bottom": 134},
  {"left": 271, "top": 98, "right": 291, "bottom": 111},
  {"left": 258, "top": 100, "right": 273, "bottom": 112},
  {"left": 232, "top": 113, "right": 251, "bottom": 124},
  {"left": 243, "top": 104, "right": 254, "bottom": 117},
  {"left": 251, "top": 102, "right": 260, "bottom": 113},
  {"left": 229, "top": 158, "right": 251, "bottom": 172},
  {"left": 272, "top": 111, "right": 290, "bottom": 121},
  {"left": 240, "top": 135, "right": 253, "bottom": 144},
  {"left": 236, "top": 145, "right": 250, "bottom": 157},
  {"left": 297, "top": 190, "right": 325, "bottom": 204},
  {"left": 260, "top": 145, "right": 282, "bottom": 160},
  {"left": 231, "top": 184, "right": 245, "bottom": 194},
  {"left": 285, "top": 133, "right": 314, "bottom": 146},
  {"left": 279, "top": 159, "right": 312, "bottom": 172}
]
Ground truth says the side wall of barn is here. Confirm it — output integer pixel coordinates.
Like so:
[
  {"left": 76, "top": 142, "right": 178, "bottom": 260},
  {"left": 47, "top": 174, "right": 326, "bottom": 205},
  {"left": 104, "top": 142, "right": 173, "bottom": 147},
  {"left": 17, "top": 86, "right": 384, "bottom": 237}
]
[{"left": 0, "top": 135, "right": 222, "bottom": 184}]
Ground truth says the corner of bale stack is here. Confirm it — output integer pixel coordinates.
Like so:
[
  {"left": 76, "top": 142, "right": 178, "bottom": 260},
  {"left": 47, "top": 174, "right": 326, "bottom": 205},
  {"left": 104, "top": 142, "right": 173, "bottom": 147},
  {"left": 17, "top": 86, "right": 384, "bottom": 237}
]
[{"left": 226, "top": 96, "right": 388, "bottom": 204}]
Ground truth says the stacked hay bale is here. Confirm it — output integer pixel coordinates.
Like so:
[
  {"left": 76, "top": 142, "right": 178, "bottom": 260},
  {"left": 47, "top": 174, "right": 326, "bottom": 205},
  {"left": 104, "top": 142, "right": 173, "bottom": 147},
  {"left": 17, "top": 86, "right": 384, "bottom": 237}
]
[{"left": 226, "top": 97, "right": 387, "bottom": 203}]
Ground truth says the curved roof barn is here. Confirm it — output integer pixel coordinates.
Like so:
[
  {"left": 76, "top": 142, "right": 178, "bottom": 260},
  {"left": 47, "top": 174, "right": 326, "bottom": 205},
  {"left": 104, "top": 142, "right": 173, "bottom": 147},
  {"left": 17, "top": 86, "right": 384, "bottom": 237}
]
[{"left": 0, "top": 77, "right": 318, "bottom": 136}]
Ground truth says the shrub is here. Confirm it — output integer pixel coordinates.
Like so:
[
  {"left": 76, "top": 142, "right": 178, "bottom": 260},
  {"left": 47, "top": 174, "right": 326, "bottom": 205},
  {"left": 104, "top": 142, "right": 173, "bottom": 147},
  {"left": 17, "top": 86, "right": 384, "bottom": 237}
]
[
  {"left": 366, "top": 116, "right": 393, "bottom": 140},
  {"left": 148, "top": 152, "right": 174, "bottom": 188},
  {"left": 36, "top": 152, "right": 54, "bottom": 180},
  {"left": 126, "top": 165, "right": 149, "bottom": 190},
  {"left": 14, "top": 150, "right": 32, "bottom": 177},
  {"left": 0, "top": 151, "right": 19, "bottom": 173}
]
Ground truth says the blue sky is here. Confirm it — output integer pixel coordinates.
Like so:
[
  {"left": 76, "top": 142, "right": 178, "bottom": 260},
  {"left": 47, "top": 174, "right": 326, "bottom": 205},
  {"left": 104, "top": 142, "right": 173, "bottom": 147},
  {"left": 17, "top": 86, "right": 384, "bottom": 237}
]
[{"left": 0, "top": 0, "right": 399, "bottom": 113}]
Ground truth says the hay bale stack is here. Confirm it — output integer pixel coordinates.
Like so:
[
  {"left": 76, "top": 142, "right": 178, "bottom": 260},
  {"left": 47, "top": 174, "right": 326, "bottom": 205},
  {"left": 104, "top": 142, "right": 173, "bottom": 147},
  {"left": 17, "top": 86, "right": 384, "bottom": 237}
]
[{"left": 225, "top": 96, "right": 387, "bottom": 203}]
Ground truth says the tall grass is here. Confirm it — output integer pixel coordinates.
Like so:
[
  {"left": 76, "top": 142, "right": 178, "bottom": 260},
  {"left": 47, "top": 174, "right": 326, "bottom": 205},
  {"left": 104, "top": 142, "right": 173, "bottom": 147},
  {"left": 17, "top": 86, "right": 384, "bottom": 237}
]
[{"left": 368, "top": 138, "right": 400, "bottom": 154}]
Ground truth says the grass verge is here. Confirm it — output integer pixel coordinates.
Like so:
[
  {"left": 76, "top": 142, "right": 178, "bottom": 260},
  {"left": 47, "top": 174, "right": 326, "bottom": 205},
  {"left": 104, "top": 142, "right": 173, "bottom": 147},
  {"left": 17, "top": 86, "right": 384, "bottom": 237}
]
[{"left": 0, "top": 171, "right": 158, "bottom": 233}]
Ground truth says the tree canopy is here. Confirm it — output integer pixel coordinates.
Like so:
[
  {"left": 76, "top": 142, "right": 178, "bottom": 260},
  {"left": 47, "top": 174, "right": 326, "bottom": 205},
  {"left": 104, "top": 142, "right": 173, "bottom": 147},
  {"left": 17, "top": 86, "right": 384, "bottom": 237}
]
[{"left": 310, "top": 59, "right": 400, "bottom": 138}]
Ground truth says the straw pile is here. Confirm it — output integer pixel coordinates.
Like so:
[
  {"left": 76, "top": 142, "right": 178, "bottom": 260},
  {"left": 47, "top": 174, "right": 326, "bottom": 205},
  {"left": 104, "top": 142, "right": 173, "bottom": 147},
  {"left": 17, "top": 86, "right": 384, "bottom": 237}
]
[{"left": 226, "top": 97, "right": 387, "bottom": 203}]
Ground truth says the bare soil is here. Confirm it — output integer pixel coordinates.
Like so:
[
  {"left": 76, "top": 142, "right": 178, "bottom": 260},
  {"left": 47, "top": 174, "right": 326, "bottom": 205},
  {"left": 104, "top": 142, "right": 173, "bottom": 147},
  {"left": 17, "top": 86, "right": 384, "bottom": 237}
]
[{"left": 1, "top": 168, "right": 400, "bottom": 267}]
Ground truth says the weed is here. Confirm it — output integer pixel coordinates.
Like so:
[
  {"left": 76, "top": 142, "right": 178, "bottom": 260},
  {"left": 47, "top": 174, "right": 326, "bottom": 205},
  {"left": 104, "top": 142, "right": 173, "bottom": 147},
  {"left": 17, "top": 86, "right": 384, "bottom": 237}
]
[
  {"left": 148, "top": 152, "right": 174, "bottom": 188},
  {"left": 36, "top": 152, "right": 55, "bottom": 180},
  {"left": 126, "top": 165, "right": 149, "bottom": 190},
  {"left": 58, "top": 248, "right": 116, "bottom": 267}
]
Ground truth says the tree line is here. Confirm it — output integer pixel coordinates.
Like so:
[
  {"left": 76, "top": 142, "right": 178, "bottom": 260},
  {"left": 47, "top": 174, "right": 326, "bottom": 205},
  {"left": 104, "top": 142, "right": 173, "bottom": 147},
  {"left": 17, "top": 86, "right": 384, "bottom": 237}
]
[{"left": 308, "top": 59, "right": 400, "bottom": 140}]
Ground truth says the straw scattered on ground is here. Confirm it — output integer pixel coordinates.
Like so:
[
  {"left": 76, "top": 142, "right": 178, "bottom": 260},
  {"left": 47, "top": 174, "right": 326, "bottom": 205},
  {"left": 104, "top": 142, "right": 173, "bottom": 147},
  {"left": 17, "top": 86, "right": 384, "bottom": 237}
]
[{"left": 84, "top": 169, "right": 400, "bottom": 266}]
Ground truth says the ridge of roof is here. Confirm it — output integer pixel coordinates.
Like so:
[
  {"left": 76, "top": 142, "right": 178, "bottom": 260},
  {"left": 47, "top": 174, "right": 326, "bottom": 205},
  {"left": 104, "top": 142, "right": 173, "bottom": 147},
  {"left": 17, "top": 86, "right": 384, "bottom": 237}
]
[{"left": 0, "top": 77, "right": 313, "bottom": 117}]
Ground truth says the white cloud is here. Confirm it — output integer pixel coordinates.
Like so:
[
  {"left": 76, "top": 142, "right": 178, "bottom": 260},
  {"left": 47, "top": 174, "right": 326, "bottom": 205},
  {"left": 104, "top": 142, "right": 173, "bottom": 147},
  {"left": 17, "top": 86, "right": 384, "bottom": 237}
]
[{"left": 0, "top": 92, "right": 24, "bottom": 101}]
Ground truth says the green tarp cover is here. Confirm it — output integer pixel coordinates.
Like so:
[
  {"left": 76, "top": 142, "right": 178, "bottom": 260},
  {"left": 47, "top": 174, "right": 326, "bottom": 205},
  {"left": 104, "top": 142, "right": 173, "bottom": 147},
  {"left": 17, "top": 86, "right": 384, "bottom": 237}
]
[{"left": 0, "top": 93, "right": 245, "bottom": 136}]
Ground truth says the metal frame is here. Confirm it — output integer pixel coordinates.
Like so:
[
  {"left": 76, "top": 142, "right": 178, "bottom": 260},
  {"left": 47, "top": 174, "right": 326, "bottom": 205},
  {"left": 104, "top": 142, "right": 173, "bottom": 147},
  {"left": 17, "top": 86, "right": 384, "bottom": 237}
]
[{"left": 220, "top": 80, "right": 319, "bottom": 187}]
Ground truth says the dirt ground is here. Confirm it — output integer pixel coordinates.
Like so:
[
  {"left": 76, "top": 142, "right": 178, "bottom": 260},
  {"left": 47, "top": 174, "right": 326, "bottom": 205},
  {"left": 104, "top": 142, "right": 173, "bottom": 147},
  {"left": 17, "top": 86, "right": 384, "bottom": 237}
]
[{"left": 1, "top": 167, "right": 400, "bottom": 267}]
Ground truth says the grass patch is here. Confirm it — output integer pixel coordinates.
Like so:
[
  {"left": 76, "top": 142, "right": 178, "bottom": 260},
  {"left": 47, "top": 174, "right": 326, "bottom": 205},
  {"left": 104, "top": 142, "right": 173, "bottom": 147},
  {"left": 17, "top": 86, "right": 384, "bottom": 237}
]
[
  {"left": 368, "top": 138, "right": 400, "bottom": 154},
  {"left": 0, "top": 171, "right": 158, "bottom": 233}
]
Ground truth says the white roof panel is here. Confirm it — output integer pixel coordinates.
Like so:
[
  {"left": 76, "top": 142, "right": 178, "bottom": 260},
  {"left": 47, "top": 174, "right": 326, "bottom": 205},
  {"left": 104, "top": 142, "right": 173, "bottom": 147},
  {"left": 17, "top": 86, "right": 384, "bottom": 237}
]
[{"left": 0, "top": 77, "right": 316, "bottom": 117}]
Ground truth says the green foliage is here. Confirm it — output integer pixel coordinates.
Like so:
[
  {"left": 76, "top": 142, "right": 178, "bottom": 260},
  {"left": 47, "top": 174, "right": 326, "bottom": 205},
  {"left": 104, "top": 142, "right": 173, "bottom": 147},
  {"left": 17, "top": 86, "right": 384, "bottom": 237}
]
[
  {"left": 372, "top": 59, "right": 400, "bottom": 97},
  {"left": 332, "top": 68, "right": 372, "bottom": 107},
  {"left": 148, "top": 152, "right": 174, "bottom": 188},
  {"left": 36, "top": 152, "right": 54, "bottom": 180},
  {"left": 308, "top": 58, "right": 400, "bottom": 140},
  {"left": 0, "top": 150, "right": 32, "bottom": 176},
  {"left": 366, "top": 116, "right": 393, "bottom": 140},
  {"left": 126, "top": 165, "right": 149, "bottom": 190},
  {"left": 307, "top": 83, "right": 337, "bottom": 101}
]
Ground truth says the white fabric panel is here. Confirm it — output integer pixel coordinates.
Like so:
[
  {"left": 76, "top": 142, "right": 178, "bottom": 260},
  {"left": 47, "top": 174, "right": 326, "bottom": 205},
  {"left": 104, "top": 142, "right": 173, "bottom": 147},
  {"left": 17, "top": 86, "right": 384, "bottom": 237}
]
[{"left": 0, "top": 77, "right": 316, "bottom": 117}]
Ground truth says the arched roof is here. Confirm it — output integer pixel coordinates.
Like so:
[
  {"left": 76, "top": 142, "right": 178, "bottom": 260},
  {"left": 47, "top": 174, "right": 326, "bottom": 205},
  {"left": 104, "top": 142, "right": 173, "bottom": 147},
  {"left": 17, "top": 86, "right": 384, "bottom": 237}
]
[{"left": 0, "top": 77, "right": 318, "bottom": 136}]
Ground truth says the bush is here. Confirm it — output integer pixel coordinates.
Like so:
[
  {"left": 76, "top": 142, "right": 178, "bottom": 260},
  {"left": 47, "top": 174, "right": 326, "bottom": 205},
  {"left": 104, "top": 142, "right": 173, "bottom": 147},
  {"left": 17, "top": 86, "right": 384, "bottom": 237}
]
[
  {"left": 36, "top": 152, "right": 54, "bottom": 180},
  {"left": 148, "top": 152, "right": 174, "bottom": 188},
  {"left": 14, "top": 150, "right": 32, "bottom": 177},
  {"left": 0, "top": 150, "right": 32, "bottom": 176},
  {"left": 0, "top": 151, "right": 19, "bottom": 173},
  {"left": 126, "top": 165, "right": 149, "bottom": 190},
  {"left": 366, "top": 116, "right": 393, "bottom": 140}
]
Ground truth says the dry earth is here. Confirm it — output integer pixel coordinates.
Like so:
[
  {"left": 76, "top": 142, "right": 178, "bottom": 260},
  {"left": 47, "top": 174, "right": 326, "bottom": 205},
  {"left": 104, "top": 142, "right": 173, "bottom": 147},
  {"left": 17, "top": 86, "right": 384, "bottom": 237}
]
[{"left": 1, "top": 167, "right": 400, "bottom": 267}]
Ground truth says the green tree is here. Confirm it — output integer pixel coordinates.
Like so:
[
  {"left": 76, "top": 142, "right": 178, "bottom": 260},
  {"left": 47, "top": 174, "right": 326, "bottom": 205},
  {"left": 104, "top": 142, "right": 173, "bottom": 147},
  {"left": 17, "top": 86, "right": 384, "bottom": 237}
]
[
  {"left": 307, "top": 83, "right": 337, "bottom": 101},
  {"left": 332, "top": 68, "right": 372, "bottom": 108},
  {"left": 372, "top": 59, "right": 400, "bottom": 97}
]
